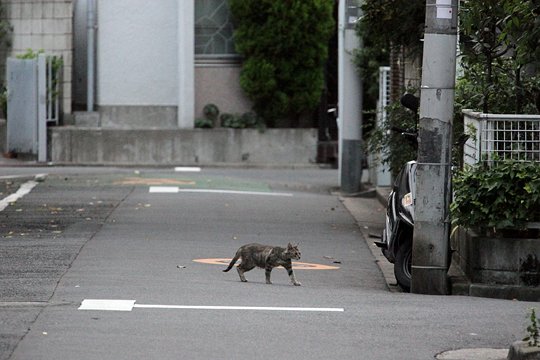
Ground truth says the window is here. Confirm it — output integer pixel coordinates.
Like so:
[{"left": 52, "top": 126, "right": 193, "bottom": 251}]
[{"left": 195, "top": 0, "right": 237, "bottom": 58}]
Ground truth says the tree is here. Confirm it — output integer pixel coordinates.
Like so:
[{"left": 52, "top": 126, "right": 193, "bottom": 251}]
[
  {"left": 459, "top": 0, "right": 540, "bottom": 114},
  {"left": 499, "top": 0, "right": 540, "bottom": 113},
  {"left": 229, "top": 0, "right": 335, "bottom": 127},
  {"left": 355, "top": 0, "right": 425, "bottom": 174}
]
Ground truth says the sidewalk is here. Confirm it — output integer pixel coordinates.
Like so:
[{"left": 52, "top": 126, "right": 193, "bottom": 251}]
[{"left": 339, "top": 187, "right": 402, "bottom": 292}]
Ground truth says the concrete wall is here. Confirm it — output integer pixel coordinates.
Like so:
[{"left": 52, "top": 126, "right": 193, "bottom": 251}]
[
  {"left": 452, "top": 227, "right": 540, "bottom": 300},
  {"left": 0, "top": 0, "right": 73, "bottom": 115},
  {"left": 50, "top": 127, "right": 318, "bottom": 166}
]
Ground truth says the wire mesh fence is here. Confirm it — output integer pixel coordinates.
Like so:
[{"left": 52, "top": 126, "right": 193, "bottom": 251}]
[{"left": 463, "top": 110, "right": 540, "bottom": 165}]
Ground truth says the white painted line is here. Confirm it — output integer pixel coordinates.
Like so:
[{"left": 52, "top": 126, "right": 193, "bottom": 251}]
[
  {"left": 148, "top": 187, "right": 293, "bottom": 197},
  {"left": 174, "top": 167, "right": 201, "bottom": 172},
  {"left": 176, "top": 189, "right": 293, "bottom": 197},
  {"left": 78, "top": 299, "right": 343, "bottom": 313},
  {"left": 134, "top": 304, "right": 344, "bottom": 312},
  {"left": 79, "top": 299, "right": 136, "bottom": 311},
  {"left": 0, "top": 180, "right": 39, "bottom": 212},
  {"left": 149, "top": 186, "right": 179, "bottom": 193},
  {"left": 0, "top": 173, "right": 47, "bottom": 181}
]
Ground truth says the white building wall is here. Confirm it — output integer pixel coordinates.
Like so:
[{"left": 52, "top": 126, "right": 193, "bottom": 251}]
[{"left": 97, "top": 0, "right": 178, "bottom": 106}]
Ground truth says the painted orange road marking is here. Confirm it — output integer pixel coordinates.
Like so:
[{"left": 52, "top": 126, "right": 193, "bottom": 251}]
[
  {"left": 193, "top": 258, "right": 339, "bottom": 270},
  {"left": 114, "top": 177, "right": 196, "bottom": 186}
]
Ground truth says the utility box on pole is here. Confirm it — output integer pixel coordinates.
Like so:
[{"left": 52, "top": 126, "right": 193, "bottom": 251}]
[
  {"left": 411, "top": 0, "right": 458, "bottom": 295},
  {"left": 338, "top": 0, "right": 363, "bottom": 194}
]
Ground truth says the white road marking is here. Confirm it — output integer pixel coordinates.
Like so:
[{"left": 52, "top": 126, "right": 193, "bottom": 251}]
[
  {"left": 174, "top": 167, "right": 201, "bottom": 172},
  {"left": 0, "top": 180, "right": 39, "bottom": 212},
  {"left": 0, "top": 173, "right": 47, "bottom": 180},
  {"left": 149, "top": 186, "right": 293, "bottom": 197},
  {"left": 149, "top": 186, "right": 179, "bottom": 193},
  {"left": 78, "top": 299, "right": 136, "bottom": 311},
  {"left": 79, "top": 299, "right": 343, "bottom": 312}
]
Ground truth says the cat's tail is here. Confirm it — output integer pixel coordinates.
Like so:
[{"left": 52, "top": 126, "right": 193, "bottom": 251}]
[{"left": 223, "top": 252, "right": 240, "bottom": 272}]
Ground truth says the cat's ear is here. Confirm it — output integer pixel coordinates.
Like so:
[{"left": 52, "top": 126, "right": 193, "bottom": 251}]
[{"left": 287, "top": 242, "right": 293, "bottom": 248}]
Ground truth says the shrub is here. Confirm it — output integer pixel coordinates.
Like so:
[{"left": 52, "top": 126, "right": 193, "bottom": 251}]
[
  {"left": 221, "top": 111, "right": 263, "bottom": 130},
  {"left": 195, "top": 103, "right": 219, "bottom": 128},
  {"left": 365, "top": 100, "right": 417, "bottom": 178},
  {"left": 229, "top": 0, "right": 334, "bottom": 127},
  {"left": 451, "top": 160, "right": 540, "bottom": 233}
]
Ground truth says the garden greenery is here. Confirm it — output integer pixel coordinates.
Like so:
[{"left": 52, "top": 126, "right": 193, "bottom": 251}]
[
  {"left": 355, "top": 0, "right": 425, "bottom": 173},
  {"left": 459, "top": 0, "right": 540, "bottom": 114},
  {"left": 358, "top": 0, "right": 540, "bottom": 175},
  {"left": 195, "top": 103, "right": 264, "bottom": 131},
  {"left": 451, "top": 160, "right": 540, "bottom": 233},
  {"left": 524, "top": 308, "right": 540, "bottom": 347},
  {"left": 365, "top": 99, "right": 418, "bottom": 178},
  {"left": 229, "top": 0, "right": 334, "bottom": 127}
]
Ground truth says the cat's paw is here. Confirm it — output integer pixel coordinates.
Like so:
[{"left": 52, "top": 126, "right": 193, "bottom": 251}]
[
  {"left": 293, "top": 282, "right": 302, "bottom": 286},
  {"left": 266, "top": 281, "right": 272, "bottom": 285}
]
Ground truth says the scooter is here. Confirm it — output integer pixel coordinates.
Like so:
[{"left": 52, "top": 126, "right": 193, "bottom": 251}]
[
  {"left": 374, "top": 94, "right": 419, "bottom": 292},
  {"left": 374, "top": 94, "right": 467, "bottom": 291},
  {"left": 375, "top": 160, "right": 416, "bottom": 292}
]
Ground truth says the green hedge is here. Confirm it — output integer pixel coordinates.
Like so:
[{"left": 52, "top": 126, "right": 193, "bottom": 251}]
[
  {"left": 230, "top": 0, "right": 334, "bottom": 127},
  {"left": 451, "top": 160, "right": 540, "bottom": 232}
]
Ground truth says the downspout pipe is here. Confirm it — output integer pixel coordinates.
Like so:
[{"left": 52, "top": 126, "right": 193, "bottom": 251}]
[{"left": 87, "top": 0, "right": 95, "bottom": 112}]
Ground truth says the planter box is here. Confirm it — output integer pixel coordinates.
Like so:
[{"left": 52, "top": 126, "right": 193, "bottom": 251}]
[
  {"left": 451, "top": 226, "right": 540, "bottom": 301},
  {"left": 508, "top": 341, "right": 540, "bottom": 360}
]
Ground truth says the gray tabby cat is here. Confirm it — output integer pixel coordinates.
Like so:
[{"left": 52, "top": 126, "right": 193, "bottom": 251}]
[{"left": 223, "top": 243, "right": 302, "bottom": 286}]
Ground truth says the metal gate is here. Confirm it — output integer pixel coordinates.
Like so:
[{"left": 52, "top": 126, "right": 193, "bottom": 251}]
[
  {"left": 370, "top": 66, "right": 392, "bottom": 186},
  {"left": 7, "top": 54, "right": 61, "bottom": 162}
]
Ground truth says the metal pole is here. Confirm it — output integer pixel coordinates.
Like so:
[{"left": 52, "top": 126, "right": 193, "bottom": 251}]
[
  {"left": 411, "top": 0, "right": 458, "bottom": 295},
  {"left": 87, "top": 0, "right": 95, "bottom": 112},
  {"left": 338, "top": 0, "right": 363, "bottom": 194}
]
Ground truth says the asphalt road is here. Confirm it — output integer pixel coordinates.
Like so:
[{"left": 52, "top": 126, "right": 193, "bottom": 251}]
[{"left": 0, "top": 167, "right": 536, "bottom": 360}]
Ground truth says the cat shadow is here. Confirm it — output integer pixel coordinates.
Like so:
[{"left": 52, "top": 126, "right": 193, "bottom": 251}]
[{"left": 224, "top": 279, "right": 297, "bottom": 287}]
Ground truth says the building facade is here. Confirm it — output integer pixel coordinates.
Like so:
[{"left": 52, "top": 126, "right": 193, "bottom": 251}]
[
  {"left": 1, "top": 0, "right": 251, "bottom": 128},
  {"left": 74, "top": 0, "right": 250, "bottom": 128}
]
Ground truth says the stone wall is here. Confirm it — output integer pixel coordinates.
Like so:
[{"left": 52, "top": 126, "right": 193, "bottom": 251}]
[
  {"left": 0, "top": 0, "right": 73, "bottom": 115},
  {"left": 451, "top": 227, "right": 540, "bottom": 301}
]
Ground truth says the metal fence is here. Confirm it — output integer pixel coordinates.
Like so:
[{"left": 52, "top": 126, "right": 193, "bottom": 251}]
[
  {"left": 463, "top": 110, "right": 540, "bottom": 165},
  {"left": 7, "top": 54, "right": 61, "bottom": 162},
  {"left": 369, "top": 66, "right": 392, "bottom": 186}
]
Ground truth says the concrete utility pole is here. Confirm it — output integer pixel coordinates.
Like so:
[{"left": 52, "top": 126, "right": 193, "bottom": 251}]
[
  {"left": 411, "top": 0, "right": 458, "bottom": 295},
  {"left": 87, "top": 0, "right": 95, "bottom": 112},
  {"left": 338, "top": 0, "right": 363, "bottom": 194}
]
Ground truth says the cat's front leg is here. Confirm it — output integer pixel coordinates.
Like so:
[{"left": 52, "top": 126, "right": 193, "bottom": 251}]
[
  {"left": 285, "top": 266, "right": 301, "bottom": 286},
  {"left": 265, "top": 266, "right": 273, "bottom": 284}
]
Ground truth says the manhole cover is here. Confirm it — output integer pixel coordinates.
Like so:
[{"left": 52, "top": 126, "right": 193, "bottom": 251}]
[{"left": 436, "top": 348, "right": 508, "bottom": 360}]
